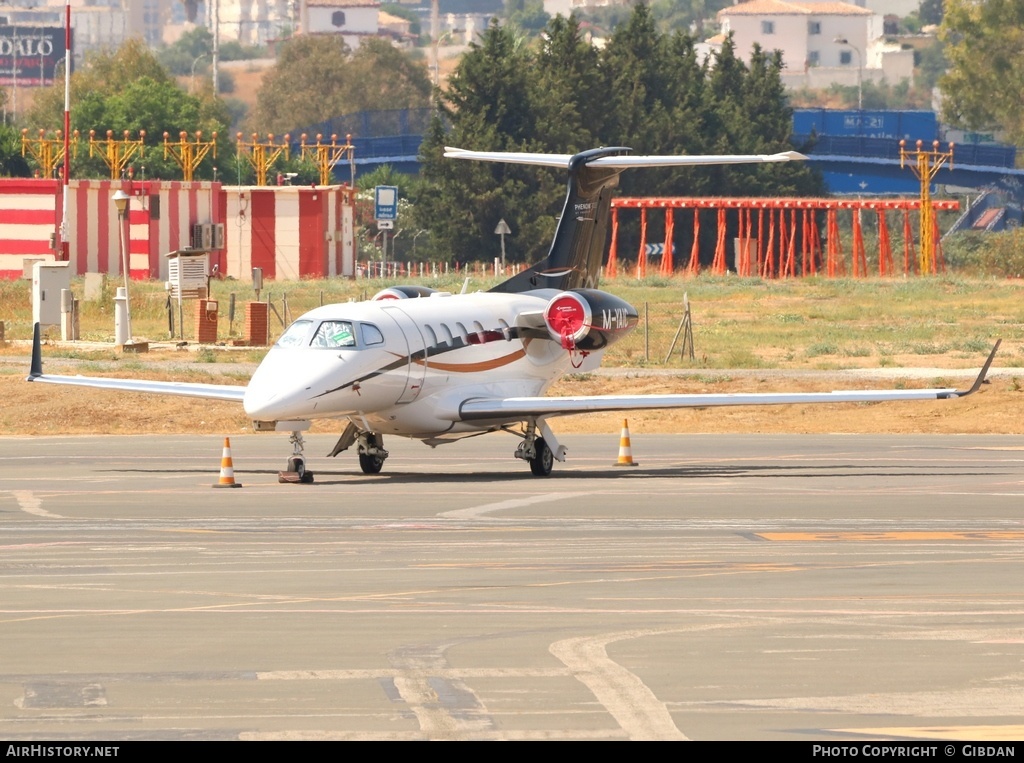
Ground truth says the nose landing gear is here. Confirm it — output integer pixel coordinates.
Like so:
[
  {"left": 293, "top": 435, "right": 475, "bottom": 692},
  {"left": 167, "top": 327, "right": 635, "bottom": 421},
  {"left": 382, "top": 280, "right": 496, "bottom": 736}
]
[{"left": 279, "top": 430, "right": 315, "bottom": 483}]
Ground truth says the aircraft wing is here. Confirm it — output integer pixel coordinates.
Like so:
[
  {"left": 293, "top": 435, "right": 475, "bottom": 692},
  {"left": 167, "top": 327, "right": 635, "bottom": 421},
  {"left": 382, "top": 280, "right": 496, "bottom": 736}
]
[
  {"left": 444, "top": 147, "right": 805, "bottom": 168},
  {"left": 455, "top": 341, "right": 1000, "bottom": 421},
  {"left": 26, "top": 325, "right": 247, "bottom": 403}
]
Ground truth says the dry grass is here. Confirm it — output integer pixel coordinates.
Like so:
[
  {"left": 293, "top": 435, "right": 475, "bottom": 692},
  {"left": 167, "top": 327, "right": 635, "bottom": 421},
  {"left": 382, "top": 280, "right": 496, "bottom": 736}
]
[{"left": 2, "top": 274, "right": 1022, "bottom": 437}]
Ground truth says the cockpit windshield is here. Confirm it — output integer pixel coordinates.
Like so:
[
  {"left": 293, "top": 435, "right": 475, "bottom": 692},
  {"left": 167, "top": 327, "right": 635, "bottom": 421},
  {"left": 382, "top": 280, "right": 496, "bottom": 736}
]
[
  {"left": 312, "top": 321, "right": 357, "bottom": 348},
  {"left": 276, "top": 319, "right": 383, "bottom": 350},
  {"left": 277, "top": 320, "right": 313, "bottom": 348}
]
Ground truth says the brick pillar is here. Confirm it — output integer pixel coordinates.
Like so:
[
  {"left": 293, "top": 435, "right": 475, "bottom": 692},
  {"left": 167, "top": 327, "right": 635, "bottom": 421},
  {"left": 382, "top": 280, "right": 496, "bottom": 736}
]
[
  {"left": 195, "top": 299, "right": 218, "bottom": 344},
  {"left": 245, "top": 301, "right": 269, "bottom": 346}
]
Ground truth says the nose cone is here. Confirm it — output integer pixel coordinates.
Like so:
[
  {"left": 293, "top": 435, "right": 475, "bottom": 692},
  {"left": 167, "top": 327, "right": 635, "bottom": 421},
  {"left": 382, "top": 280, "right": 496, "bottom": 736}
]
[{"left": 243, "top": 348, "right": 332, "bottom": 420}]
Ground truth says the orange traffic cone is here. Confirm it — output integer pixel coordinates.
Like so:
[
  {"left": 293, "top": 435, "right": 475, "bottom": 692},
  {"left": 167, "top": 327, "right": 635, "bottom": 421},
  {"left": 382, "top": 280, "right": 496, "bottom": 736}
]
[
  {"left": 615, "top": 419, "right": 638, "bottom": 467},
  {"left": 213, "top": 437, "right": 243, "bottom": 488}
]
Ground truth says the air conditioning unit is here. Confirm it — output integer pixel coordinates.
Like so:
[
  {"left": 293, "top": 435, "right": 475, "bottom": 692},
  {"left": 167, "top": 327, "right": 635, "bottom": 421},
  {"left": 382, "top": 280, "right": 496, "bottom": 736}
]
[
  {"left": 212, "top": 223, "right": 225, "bottom": 250},
  {"left": 192, "top": 223, "right": 213, "bottom": 250}
]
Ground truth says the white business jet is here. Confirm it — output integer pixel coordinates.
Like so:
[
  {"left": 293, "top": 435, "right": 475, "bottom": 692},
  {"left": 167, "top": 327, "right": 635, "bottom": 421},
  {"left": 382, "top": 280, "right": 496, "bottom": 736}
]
[{"left": 28, "top": 146, "right": 999, "bottom": 482}]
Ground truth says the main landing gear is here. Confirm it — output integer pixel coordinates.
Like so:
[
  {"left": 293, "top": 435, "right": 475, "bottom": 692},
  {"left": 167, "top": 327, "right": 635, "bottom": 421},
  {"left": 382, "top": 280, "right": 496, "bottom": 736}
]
[
  {"left": 324, "top": 423, "right": 391, "bottom": 475},
  {"left": 512, "top": 419, "right": 566, "bottom": 477},
  {"left": 356, "top": 432, "right": 389, "bottom": 475}
]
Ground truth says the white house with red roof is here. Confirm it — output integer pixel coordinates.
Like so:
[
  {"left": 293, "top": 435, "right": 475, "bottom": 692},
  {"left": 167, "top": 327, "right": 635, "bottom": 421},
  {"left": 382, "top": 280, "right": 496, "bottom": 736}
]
[
  {"left": 716, "top": 0, "right": 914, "bottom": 92},
  {"left": 306, "top": 0, "right": 382, "bottom": 50}
]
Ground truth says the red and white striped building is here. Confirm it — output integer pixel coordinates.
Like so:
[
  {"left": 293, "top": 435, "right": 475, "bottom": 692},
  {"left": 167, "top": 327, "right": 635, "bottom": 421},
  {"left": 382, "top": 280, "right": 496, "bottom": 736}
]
[
  {"left": 0, "top": 179, "right": 356, "bottom": 281},
  {"left": 223, "top": 185, "right": 356, "bottom": 280}
]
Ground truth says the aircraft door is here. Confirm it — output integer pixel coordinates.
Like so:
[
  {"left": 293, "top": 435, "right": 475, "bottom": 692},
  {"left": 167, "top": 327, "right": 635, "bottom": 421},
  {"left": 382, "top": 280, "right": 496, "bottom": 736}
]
[{"left": 381, "top": 306, "right": 427, "bottom": 404}]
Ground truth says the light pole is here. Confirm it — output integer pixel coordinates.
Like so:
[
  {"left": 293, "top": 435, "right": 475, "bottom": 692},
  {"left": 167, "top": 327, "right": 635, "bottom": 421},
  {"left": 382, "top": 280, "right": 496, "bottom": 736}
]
[
  {"left": 834, "top": 36, "right": 862, "bottom": 111},
  {"left": 112, "top": 189, "right": 133, "bottom": 345},
  {"left": 190, "top": 53, "right": 207, "bottom": 93},
  {"left": 412, "top": 229, "right": 428, "bottom": 259}
]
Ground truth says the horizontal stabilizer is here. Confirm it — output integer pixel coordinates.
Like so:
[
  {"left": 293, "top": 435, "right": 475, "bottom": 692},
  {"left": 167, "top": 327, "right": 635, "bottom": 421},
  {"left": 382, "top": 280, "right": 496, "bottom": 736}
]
[{"left": 444, "top": 147, "right": 805, "bottom": 168}]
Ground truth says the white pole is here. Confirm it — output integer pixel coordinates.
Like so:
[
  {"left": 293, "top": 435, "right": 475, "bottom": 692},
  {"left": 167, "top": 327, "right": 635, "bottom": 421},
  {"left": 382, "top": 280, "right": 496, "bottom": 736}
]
[{"left": 60, "top": 0, "right": 71, "bottom": 261}]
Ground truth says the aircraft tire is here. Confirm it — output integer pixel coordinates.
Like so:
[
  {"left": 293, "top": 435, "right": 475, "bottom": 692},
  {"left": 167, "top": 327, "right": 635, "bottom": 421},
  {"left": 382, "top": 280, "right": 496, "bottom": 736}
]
[
  {"left": 530, "top": 438, "right": 554, "bottom": 477},
  {"left": 359, "top": 453, "right": 384, "bottom": 474}
]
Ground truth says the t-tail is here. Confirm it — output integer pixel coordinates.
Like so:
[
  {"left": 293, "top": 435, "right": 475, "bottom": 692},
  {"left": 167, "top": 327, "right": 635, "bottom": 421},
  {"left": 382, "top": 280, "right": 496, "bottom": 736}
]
[{"left": 444, "top": 145, "right": 807, "bottom": 294}]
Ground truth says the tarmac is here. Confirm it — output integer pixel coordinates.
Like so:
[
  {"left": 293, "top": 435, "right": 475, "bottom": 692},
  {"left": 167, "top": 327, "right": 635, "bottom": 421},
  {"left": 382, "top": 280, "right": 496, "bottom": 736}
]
[{"left": 2, "top": 431, "right": 1023, "bottom": 740}]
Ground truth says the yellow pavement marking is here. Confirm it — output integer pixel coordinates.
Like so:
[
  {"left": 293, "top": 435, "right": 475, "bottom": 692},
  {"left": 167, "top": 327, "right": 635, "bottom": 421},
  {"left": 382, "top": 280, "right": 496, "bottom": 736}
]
[
  {"left": 758, "top": 531, "right": 1024, "bottom": 541},
  {"left": 838, "top": 725, "right": 1024, "bottom": 741}
]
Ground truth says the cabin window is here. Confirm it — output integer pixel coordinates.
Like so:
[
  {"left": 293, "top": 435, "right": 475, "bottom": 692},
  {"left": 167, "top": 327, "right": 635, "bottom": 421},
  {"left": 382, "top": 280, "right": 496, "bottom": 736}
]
[
  {"left": 361, "top": 323, "right": 384, "bottom": 346},
  {"left": 312, "top": 320, "right": 357, "bottom": 348},
  {"left": 455, "top": 322, "right": 470, "bottom": 341},
  {"left": 440, "top": 323, "right": 455, "bottom": 346},
  {"left": 277, "top": 320, "right": 313, "bottom": 348},
  {"left": 424, "top": 325, "right": 439, "bottom": 350}
]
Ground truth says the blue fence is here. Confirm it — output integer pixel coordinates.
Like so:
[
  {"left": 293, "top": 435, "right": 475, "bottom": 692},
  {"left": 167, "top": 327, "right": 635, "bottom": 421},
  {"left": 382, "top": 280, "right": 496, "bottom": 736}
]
[
  {"left": 795, "top": 134, "right": 1017, "bottom": 169},
  {"left": 288, "top": 107, "right": 1020, "bottom": 191}
]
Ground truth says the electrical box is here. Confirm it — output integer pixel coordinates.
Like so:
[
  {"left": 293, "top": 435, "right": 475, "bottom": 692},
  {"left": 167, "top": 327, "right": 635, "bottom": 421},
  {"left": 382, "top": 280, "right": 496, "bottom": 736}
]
[
  {"left": 32, "top": 261, "right": 71, "bottom": 328},
  {"left": 165, "top": 249, "right": 209, "bottom": 300}
]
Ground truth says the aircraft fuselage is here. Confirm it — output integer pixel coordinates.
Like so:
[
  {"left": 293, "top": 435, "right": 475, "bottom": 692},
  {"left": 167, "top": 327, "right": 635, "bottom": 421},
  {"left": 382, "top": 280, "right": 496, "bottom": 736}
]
[{"left": 242, "top": 289, "right": 606, "bottom": 441}]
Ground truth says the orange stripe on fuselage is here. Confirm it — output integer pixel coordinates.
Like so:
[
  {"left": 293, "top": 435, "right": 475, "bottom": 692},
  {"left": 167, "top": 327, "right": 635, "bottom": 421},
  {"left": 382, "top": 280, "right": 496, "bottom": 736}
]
[{"left": 400, "top": 348, "right": 528, "bottom": 373}]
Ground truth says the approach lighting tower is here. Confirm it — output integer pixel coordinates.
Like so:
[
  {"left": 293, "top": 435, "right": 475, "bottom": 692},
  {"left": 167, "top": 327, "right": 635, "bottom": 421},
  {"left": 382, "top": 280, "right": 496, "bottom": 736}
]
[
  {"left": 236, "top": 133, "right": 290, "bottom": 186},
  {"left": 164, "top": 131, "right": 217, "bottom": 182},
  {"left": 300, "top": 132, "right": 354, "bottom": 186},
  {"left": 21, "top": 129, "right": 78, "bottom": 178},
  {"left": 899, "top": 139, "right": 954, "bottom": 275},
  {"left": 89, "top": 129, "right": 146, "bottom": 180}
]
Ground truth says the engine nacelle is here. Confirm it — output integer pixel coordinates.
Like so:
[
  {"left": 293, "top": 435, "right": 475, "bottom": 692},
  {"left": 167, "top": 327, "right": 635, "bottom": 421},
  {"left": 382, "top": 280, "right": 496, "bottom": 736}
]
[
  {"left": 371, "top": 285, "right": 439, "bottom": 301},
  {"left": 543, "top": 289, "right": 639, "bottom": 351}
]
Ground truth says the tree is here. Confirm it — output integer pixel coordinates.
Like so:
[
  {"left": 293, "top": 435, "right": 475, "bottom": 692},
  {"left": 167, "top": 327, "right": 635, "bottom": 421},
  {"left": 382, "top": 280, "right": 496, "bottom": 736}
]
[
  {"left": 940, "top": 0, "right": 1024, "bottom": 146},
  {"left": 599, "top": 2, "right": 672, "bottom": 152},
  {"left": 25, "top": 40, "right": 229, "bottom": 180},
  {"left": 530, "top": 14, "right": 606, "bottom": 150},
  {"left": 506, "top": 0, "right": 550, "bottom": 33},
  {"left": 251, "top": 36, "right": 431, "bottom": 135},
  {"left": 0, "top": 123, "right": 31, "bottom": 177},
  {"left": 157, "top": 27, "right": 264, "bottom": 78},
  {"left": 416, "top": 23, "right": 562, "bottom": 265},
  {"left": 415, "top": 3, "right": 822, "bottom": 266},
  {"left": 919, "top": 0, "right": 944, "bottom": 27}
]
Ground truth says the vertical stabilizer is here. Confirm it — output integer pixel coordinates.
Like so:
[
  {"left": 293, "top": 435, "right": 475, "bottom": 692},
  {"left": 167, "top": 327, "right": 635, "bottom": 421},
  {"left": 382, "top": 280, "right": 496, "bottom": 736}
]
[
  {"left": 444, "top": 145, "right": 803, "bottom": 294},
  {"left": 489, "top": 147, "right": 631, "bottom": 293}
]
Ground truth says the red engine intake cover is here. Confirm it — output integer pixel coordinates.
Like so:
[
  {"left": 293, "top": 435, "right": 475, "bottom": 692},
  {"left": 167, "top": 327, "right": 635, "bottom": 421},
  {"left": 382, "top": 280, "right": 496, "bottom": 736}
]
[
  {"left": 543, "top": 289, "right": 639, "bottom": 351},
  {"left": 544, "top": 292, "right": 592, "bottom": 349}
]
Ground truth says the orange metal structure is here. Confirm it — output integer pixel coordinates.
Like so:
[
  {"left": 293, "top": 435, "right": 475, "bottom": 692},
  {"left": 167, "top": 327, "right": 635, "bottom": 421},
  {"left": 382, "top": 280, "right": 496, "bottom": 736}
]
[
  {"left": 610, "top": 197, "right": 960, "bottom": 278},
  {"left": 900, "top": 140, "right": 954, "bottom": 275},
  {"left": 163, "top": 131, "right": 217, "bottom": 182}
]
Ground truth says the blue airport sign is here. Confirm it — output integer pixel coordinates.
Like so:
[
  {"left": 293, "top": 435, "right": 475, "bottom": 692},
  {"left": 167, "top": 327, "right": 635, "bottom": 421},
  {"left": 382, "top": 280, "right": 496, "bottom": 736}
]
[{"left": 374, "top": 185, "right": 398, "bottom": 221}]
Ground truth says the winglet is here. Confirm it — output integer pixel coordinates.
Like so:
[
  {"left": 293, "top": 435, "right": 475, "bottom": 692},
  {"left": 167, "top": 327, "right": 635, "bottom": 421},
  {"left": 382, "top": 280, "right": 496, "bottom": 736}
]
[
  {"left": 942, "top": 339, "right": 1001, "bottom": 398},
  {"left": 28, "top": 322, "right": 42, "bottom": 381}
]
